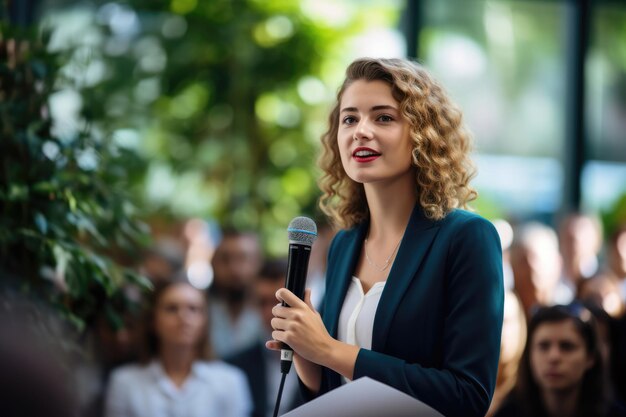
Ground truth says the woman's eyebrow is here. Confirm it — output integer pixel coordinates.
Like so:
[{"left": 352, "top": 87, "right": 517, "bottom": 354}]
[{"left": 340, "top": 104, "right": 398, "bottom": 113}]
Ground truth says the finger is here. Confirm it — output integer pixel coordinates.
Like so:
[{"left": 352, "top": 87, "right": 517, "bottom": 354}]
[
  {"left": 271, "top": 317, "right": 289, "bottom": 331},
  {"left": 272, "top": 330, "right": 286, "bottom": 343},
  {"left": 265, "top": 340, "right": 282, "bottom": 351},
  {"left": 272, "top": 304, "right": 296, "bottom": 319},
  {"left": 276, "top": 288, "right": 308, "bottom": 309}
]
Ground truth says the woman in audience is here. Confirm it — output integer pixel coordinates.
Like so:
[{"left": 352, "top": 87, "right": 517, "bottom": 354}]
[
  {"left": 105, "top": 277, "right": 252, "bottom": 417},
  {"left": 494, "top": 303, "right": 626, "bottom": 417}
]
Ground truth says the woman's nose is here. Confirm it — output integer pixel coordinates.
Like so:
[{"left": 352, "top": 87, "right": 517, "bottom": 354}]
[
  {"left": 354, "top": 119, "right": 374, "bottom": 141},
  {"left": 547, "top": 345, "right": 562, "bottom": 361}
]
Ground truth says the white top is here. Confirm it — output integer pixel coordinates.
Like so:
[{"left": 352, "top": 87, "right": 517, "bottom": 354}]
[
  {"left": 337, "top": 277, "right": 386, "bottom": 381},
  {"left": 210, "top": 298, "right": 262, "bottom": 358},
  {"left": 104, "top": 360, "right": 252, "bottom": 417}
]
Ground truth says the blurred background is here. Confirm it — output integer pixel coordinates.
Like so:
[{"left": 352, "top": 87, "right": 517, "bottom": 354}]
[{"left": 1, "top": 0, "right": 626, "bottom": 416}]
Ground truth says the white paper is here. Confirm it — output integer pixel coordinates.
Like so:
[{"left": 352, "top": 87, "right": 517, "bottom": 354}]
[{"left": 281, "top": 377, "right": 444, "bottom": 417}]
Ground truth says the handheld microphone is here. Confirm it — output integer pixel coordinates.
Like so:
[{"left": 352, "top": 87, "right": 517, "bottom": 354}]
[{"left": 280, "top": 216, "right": 317, "bottom": 374}]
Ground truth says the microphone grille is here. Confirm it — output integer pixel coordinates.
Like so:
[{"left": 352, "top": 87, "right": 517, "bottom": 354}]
[{"left": 287, "top": 217, "right": 317, "bottom": 246}]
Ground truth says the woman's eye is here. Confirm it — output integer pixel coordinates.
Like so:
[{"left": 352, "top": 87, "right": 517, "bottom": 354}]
[
  {"left": 378, "top": 114, "right": 393, "bottom": 122},
  {"left": 163, "top": 305, "right": 178, "bottom": 314},
  {"left": 342, "top": 116, "right": 357, "bottom": 125},
  {"left": 536, "top": 341, "right": 550, "bottom": 351}
]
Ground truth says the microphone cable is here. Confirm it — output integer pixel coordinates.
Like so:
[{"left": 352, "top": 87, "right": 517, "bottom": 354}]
[{"left": 272, "top": 357, "right": 292, "bottom": 417}]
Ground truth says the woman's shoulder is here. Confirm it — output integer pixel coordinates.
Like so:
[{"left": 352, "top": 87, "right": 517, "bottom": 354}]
[
  {"left": 442, "top": 208, "right": 493, "bottom": 228},
  {"left": 437, "top": 209, "right": 499, "bottom": 239}
]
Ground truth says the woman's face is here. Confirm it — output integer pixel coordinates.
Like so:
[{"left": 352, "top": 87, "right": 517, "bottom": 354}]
[
  {"left": 154, "top": 283, "right": 207, "bottom": 350},
  {"left": 530, "top": 319, "right": 594, "bottom": 392},
  {"left": 337, "top": 79, "right": 414, "bottom": 186}
]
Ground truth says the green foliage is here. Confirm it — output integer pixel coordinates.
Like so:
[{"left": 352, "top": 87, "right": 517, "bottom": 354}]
[
  {"left": 0, "top": 23, "right": 151, "bottom": 331},
  {"left": 602, "top": 192, "right": 626, "bottom": 239},
  {"left": 1, "top": 0, "right": 401, "bottom": 327},
  {"left": 40, "top": 0, "right": 399, "bottom": 254}
]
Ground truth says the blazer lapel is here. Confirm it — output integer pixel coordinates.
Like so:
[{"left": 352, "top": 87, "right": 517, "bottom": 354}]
[
  {"left": 323, "top": 223, "right": 367, "bottom": 338},
  {"left": 372, "top": 205, "right": 441, "bottom": 351}
]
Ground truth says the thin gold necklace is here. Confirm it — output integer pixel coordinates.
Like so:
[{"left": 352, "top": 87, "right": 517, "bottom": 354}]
[{"left": 364, "top": 237, "right": 402, "bottom": 272}]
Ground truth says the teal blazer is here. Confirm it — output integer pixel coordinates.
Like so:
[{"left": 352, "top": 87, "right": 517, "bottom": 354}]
[{"left": 318, "top": 206, "right": 504, "bottom": 417}]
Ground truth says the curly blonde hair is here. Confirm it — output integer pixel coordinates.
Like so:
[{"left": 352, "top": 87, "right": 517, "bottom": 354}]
[{"left": 318, "top": 58, "right": 477, "bottom": 229}]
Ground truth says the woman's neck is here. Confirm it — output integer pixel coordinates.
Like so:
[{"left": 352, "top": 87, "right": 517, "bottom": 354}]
[
  {"left": 159, "top": 345, "right": 196, "bottom": 388},
  {"left": 364, "top": 175, "right": 417, "bottom": 240},
  {"left": 541, "top": 386, "right": 581, "bottom": 417}
]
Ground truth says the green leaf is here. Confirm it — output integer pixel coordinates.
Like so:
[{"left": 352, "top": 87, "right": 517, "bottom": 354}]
[
  {"left": 52, "top": 243, "right": 72, "bottom": 281},
  {"left": 65, "top": 189, "right": 77, "bottom": 212},
  {"left": 32, "top": 181, "right": 58, "bottom": 193},
  {"left": 8, "top": 184, "right": 29, "bottom": 201},
  {"left": 34, "top": 212, "right": 48, "bottom": 234},
  {"left": 126, "top": 272, "right": 153, "bottom": 291}
]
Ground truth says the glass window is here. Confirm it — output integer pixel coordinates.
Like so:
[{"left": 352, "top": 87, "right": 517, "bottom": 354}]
[
  {"left": 416, "top": 0, "right": 626, "bottom": 220},
  {"left": 583, "top": 2, "right": 626, "bottom": 215}
]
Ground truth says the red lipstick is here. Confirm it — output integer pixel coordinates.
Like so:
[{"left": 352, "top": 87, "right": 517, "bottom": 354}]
[{"left": 352, "top": 147, "right": 381, "bottom": 163}]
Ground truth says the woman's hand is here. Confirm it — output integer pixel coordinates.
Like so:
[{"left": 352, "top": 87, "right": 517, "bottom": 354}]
[
  {"left": 266, "top": 288, "right": 360, "bottom": 382},
  {"left": 266, "top": 288, "right": 332, "bottom": 364}
]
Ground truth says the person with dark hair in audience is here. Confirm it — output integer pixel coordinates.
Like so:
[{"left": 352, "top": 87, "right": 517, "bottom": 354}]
[
  {"left": 509, "top": 222, "right": 563, "bottom": 318},
  {"left": 105, "top": 277, "right": 251, "bottom": 417},
  {"left": 598, "top": 224, "right": 626, "bottom": 403},
  {"left": 558, "top": 212, "right": 603, "bottom": 300},
  {"left": 494, "top": 303, "right": 626, "bottom": 417},
  {"left": 140, "top": 239, "right": 185, "bottom": 284},
  {"left": 209, "top": 229, "right": 264, "bottom": 358},
  {"left": 578, "top": 275, "right": 624, "bottom": 319},
  {"left": 226, "top": 258, "right": 304, "bottom": 417},
  {"left": 603, "top": 225, "right": 626, "bottom": 301}
]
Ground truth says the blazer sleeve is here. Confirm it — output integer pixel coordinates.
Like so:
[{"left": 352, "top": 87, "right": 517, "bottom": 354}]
[{"left": 353, "top": 216, "right": 504, "bottom": 417}]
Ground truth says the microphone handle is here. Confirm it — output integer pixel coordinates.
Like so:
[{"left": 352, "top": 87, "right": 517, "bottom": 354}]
[{"left": 281, "top": 243, "right": 311, "bottom": 360}]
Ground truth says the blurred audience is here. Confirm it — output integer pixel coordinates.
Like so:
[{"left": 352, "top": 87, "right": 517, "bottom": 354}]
[
  {"left": 493, "top": 218, "right": 515, "bottom": 290},
  {"left": 80, "top": 286, "right": 143, "bottom": 417},
  {"left": 104, "top": 278, "right": 251, "bottom": 417},
  {"left": 209, "top": 229, "right": 264, "bottom": 358},
  {"left": 493, "top": 303, "right": 626, "bottom": 417},
  {"left": 487, "top": 290, "right": 527, "bottom": 417},
  {"left": 604, "top": 225, "right": 626, "bottom": 302},
  {"left": 558, "top": 213, "right": 603, "bottom": 297},
  {"left": 0, "top": 292, "right": 78, "bottom": 417},
  {"left": 140, "top": 238, "right": 185, "bottom": 284},
  {"left": 510, "top": 222, "right": 563, "bottom": 318},
  {"left": 226, "top": 258, "right": 304, "bottom": 417},
  {"left": 183, "top": 218, "right": 218, "bottom": 290},
  {"left": 578, "top": 275, "right": 624, "bottom": 319},
  {"left": 592, "top": 224, "right": 626, "bottom": 403}
]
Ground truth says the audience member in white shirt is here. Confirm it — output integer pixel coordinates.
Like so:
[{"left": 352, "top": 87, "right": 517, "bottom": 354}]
[{"left": 105, "top": 278, "right": 251, "bottom": 417}]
